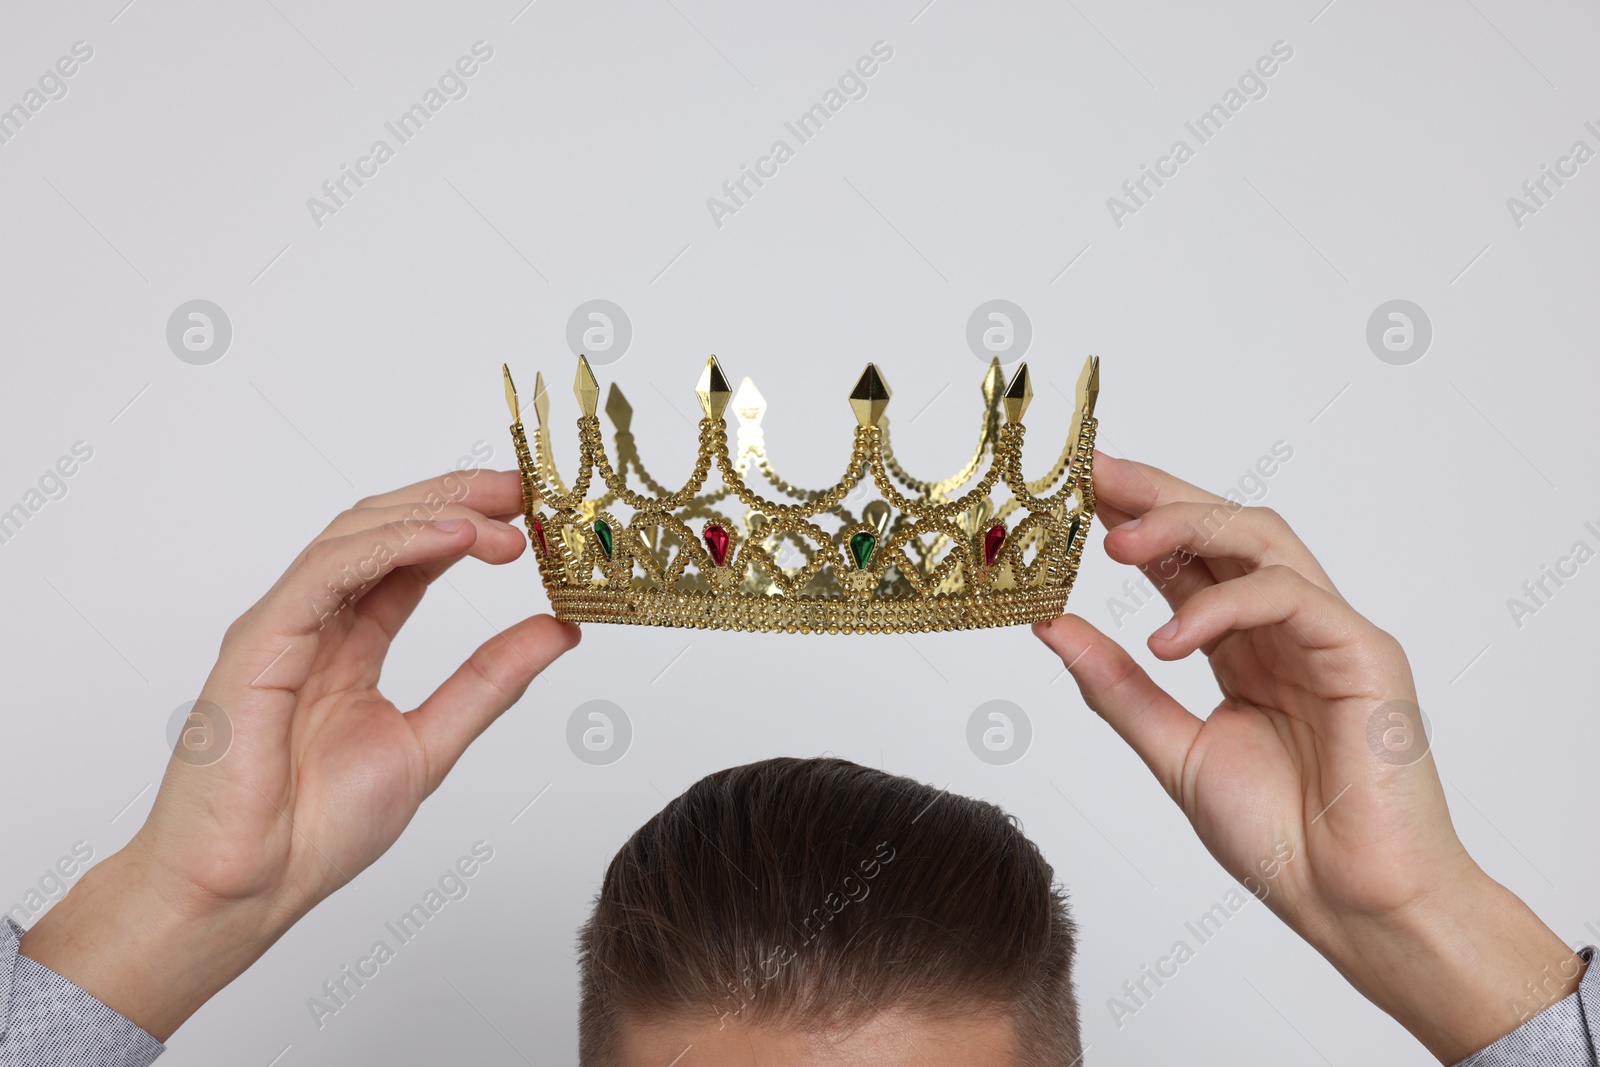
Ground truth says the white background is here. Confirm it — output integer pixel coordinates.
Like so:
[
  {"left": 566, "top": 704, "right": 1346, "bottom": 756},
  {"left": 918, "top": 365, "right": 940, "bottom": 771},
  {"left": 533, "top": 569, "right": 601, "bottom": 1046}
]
[{"left": 1, "top": 1, "right": 1596, "bottom": 1064}]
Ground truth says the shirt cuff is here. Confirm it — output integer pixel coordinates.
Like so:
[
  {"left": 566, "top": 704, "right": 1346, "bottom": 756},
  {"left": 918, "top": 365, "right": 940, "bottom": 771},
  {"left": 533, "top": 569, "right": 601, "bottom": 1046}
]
[
  {"left": 1454, "top": 945, "right": 1599, "bottom": 1066},
  {"left": 1, "top": 917, "right": 164, "bottom": 1066}
]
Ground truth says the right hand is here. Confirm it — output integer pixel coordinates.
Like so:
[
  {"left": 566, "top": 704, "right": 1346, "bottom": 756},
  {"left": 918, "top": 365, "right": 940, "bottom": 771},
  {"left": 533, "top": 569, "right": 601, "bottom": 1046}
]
[{"left": 1036, "top": 451, "right": 1578, "bottom": 1063}]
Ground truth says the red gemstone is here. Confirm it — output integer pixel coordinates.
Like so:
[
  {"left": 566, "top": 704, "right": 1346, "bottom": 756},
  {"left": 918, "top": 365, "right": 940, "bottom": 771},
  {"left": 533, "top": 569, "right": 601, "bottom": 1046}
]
[
  {"left": 703, "top": 524, "right": 731, "bottom": 567},
  {"left": 532, "top": 516, "right": 551, "bottom": 556},
  {"left": 984, "top": 523, "right": 1006, "bottom": 566}
]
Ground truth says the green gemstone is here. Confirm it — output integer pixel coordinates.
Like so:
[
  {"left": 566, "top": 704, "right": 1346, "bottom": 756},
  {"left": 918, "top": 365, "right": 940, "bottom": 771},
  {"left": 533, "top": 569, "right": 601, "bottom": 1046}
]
[
  {"left": 1064, "top": 516, "right": 1081, "bottom": 553},
  {"left": 849, "top": 531, "right": 876, "bottom": 570},
  {"left": 594, "top": 519, "right": 614, "bottom": 560}
]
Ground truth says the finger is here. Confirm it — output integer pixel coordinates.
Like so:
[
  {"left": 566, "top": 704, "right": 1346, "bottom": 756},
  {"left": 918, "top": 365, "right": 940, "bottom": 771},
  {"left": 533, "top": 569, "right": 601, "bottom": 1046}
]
[
  {"left": 1148, "top": 565, "right": 1374, "bottom": 665},
  {"left": 406, "top": 614, "right": 582, "bottom": 794},
  {"left": 1093, "top": 450, "right": 1228, "bottom": 517},
  {"left": 353, "top": 551, "right": 499, "bottom": 645},
  {"left": 1105, "top": 501, "right": 1337, "bottom": 595},
  {"left": 1034, "top": 613, "right": 1202, "bottom": 802},
  {"left": 318, "top": 502, "right": 526, "bottom": 563},
  {"left": 1097, "top": 500, "right": 1138, "bottom": 528},
  {"left": 351, "top": 469, "right": 529, "bottom": 520},
  {"left": 214, "top": 520, "right": 483, "bottom": 694},
  {"left": 1124, "top": 541, "right": 1217, "bottom": 612},
  {"left": 353, "top": 506, "right": 532, "bottom": 642},
  {"left": 1097, "top": 504, "right": 1217, "bottom": 612}
]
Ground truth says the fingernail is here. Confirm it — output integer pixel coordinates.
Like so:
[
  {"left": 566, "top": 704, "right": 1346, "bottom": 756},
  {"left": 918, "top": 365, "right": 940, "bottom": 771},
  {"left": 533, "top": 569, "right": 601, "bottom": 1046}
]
[
  {"left": 1152, "top": 617, "right": 1179, "bottom": 641},
  {"left": 1114, "top": 517, "right": 1141, "bottom": 532},
  {"left": 433, "top": 519, "right": 468, "bottom": 533}
]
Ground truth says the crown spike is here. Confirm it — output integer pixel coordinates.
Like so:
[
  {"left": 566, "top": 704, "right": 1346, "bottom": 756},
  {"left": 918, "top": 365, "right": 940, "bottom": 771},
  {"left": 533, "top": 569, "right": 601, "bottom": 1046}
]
[
  {"left": 732, "top": 377, "right": 766, "bottom": 425},
  {"left": 502, "top": 364, "right": 521, "bottom": 422},
  {"left": 1067, "top": 355, "right": 1099, "bottom": 463},
  {"left": 1002, "top": 363, "right": 1032, "bottom": 423},
  {"left": 574, "top": 355, "right": 600, "bottom": 417},
  {"left": 849, "top": 363, "right": 892, "bottom": 427},
  {"left": 981, "top": 357, "right": 1005, "bottom": 408},
  {"left": 605, "top": 383, "right": 633, "bottom": 432},
  {"left": 532, "top": 372, "right": 550, "bottom": 428},
  {"left": 696, "top": 356, "right": 732, "bottom": 420},
  {"left": 1076, "top": 355, "right": 1100, "bottom": 420}
]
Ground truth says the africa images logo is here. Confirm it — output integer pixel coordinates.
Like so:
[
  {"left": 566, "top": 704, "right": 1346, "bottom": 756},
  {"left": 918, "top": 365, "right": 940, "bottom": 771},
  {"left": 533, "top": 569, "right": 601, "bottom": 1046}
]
[
  {"left": 1105, "top": 40, "right": 1294, "bottom": 229},
  {"left": 705, "top": 40, "right": 894, "bottom": 229},
  {"left": 305, "top": 41, "right": 495, "bottom": 229}
]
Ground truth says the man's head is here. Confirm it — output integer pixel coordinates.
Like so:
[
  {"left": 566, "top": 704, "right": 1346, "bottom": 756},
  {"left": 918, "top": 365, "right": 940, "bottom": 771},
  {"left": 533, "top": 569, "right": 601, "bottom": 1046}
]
[{"left": 577, "top": 758, "right": 1081, "bottom": 1065}]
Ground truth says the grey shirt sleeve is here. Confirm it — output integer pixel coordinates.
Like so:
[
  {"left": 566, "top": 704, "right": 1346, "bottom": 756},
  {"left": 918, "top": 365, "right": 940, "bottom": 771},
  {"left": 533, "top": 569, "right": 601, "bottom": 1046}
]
[
  {"left": 1455, "top": 946, "right": 1599, "bottom": 1067},
  {"left": 1, "top": 918, "right": 164, "bottom": 1066}
]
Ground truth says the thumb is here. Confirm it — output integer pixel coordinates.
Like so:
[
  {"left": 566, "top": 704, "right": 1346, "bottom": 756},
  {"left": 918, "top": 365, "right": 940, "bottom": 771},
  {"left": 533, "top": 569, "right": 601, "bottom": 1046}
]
[
  {"left": 1034, "top": 613, "right": 1202, "bottom": 802},
  {"left": 406, "top": 614, "right": 581, "bottom": 794}
]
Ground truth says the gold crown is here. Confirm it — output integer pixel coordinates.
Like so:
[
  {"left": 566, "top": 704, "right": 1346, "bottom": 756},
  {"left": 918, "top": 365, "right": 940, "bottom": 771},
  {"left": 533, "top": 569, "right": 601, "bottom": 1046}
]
[{"left": 501, "top": 354, "right": 1100, "bottom": 634}]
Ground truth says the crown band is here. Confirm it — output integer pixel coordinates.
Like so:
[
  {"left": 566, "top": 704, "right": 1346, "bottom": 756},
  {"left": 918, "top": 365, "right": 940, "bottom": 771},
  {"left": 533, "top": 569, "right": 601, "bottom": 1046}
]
[{"left": 546, "top": 585, "right": 1075, "bottom": 634}]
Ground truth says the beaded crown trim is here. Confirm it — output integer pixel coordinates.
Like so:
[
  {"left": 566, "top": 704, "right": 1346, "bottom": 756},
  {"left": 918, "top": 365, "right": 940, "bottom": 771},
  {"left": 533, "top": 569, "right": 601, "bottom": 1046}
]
[{"left": 502, "top": 354, "right": 1099, "bottom": 634}]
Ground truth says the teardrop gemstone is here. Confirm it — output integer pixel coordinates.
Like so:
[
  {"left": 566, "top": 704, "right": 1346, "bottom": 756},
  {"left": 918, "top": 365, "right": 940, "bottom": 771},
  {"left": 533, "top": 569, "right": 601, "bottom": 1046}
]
[
  {"left": 849, "top": 531, "right": 877, "bottom": 570},
  {"left": 594, "top": 519, "right": 614, "bottom": 560},
  {"left": 984, "top": 523, "right": 1006, "bottom": 566},
  {"left": 703, "top": 523, "right": 730, "bottom": 567},
  {"left": 531, "top": 515, "right": 551, "bottom": 557}
]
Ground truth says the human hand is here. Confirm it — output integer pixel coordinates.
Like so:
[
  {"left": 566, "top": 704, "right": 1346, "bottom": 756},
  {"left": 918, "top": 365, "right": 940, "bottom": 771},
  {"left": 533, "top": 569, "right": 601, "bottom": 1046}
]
[
  {"left": 21, "top": 470, "right": 578, "bottom": 1040},
  {"left": 1036, "top": 451, "right": 1577, "bottom": 1062}
]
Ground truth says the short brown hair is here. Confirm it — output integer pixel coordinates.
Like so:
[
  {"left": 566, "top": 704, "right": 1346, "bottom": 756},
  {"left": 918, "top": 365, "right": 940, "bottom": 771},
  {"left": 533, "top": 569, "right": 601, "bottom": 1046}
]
[{"left": 577, "top": 757, "right": 1081, "bottom": 1064}]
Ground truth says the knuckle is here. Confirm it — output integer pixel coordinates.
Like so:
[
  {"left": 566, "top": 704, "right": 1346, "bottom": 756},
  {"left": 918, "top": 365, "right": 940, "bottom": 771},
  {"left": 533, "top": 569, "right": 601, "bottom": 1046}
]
[
  {"left": 220, "top": 613, "right": 251, "bottom": 651},
  {"left": 466, "top": 643, "right": 516, "bottom": 696},
  {"left": 374, "top": 521, "right": 418, "bottom": 552},
  {"left": 439, "top": 470, "right": 473, "bottom": 502},
  {"left": 1249, "top": 505, "right": 1290, "bottom": 532},
  {"left": 1098, "top": 646, "right": 1146, "bottom": 695},
  {"left": 1367, "top": 625, "right": 1407, "bottom": 661},
  {"left": 302, "top": 538, "right": 341, "bottom": 569},
  {"left": 1257, "top": 562, "right": 1306, "bottom": 591},
  {"left": 1182, "top": 582, "right": 1228, "bottom": 620},
  {"left": 1182, "top": 503, "right": 1236, "bottom": 546}
]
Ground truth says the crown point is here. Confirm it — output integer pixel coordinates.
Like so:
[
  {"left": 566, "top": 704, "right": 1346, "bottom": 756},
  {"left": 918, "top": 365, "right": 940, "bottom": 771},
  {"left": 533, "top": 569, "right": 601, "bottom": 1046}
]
[
  {"left": 732, "top": 377, "right": 767, "bottom": 425},
  {"left": 849, "top": 363, "right": 892, "bottom": 427},
  {"left": 574, "top": 355, "right": 601, "bottom": 417},
  {"left": 1003, "top": 363, "right": 1033, "bottom": 423},
  {"left": 605, "top": 383, "right": 633, "bottom": 432},
  {"left": 502, "top": 363, "right": 521, "bottom": 422},
  {"left": 981, "top": 358, "right": 1005, "bottom": 407},
  {"left": 532, "top": 372, "right": 551, "bottom": 428},
  {"left": 1076, "top": 355, "right": 1100, "bottom": 419},
  {"left": 696, "top": 356, "right": 732, "bottom": 420}
]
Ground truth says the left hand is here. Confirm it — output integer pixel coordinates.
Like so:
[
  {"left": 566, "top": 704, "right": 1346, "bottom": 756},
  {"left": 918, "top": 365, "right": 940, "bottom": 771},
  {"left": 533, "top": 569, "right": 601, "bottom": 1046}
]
[{"left": 21, "top": 469, "right": 579, "bottom": 1040}]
